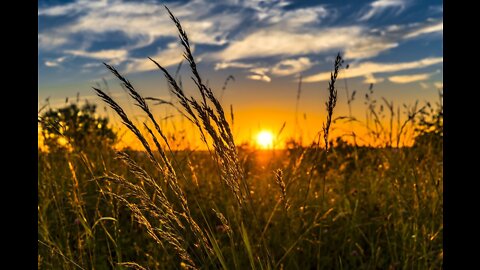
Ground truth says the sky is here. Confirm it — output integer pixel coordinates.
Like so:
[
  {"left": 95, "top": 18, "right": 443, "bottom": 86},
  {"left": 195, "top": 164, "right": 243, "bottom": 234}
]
[{"left": 38, "top": 0, "right": 443, "bottom": 149}]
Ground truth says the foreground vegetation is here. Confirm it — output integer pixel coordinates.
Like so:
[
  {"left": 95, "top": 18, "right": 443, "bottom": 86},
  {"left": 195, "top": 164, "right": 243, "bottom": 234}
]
[
  {"left": 38, "top": 7, "right": 442, "bottom": 270},
  {"left": 38, "top": 145, "right": 442, "bottom": 269}
]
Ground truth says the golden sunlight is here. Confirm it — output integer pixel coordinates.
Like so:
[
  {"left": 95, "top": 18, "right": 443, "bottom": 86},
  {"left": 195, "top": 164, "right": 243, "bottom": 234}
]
[{"left": 256, "top": 130, "right": 274, "bottom": 149}]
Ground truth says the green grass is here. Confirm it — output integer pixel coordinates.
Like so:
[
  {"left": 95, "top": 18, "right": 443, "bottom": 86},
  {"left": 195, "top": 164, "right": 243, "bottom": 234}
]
[
  {"left": 37, "top": 6, "right": 442, "bottom": 270},
  {"left": 38, "top": 145, "right": 443, "bottom": 269}
]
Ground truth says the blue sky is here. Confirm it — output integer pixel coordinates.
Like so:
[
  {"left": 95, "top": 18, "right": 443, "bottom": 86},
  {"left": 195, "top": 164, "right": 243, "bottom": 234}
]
[{"left": 38, "top": 0, "right": 442, "bottom": 141}]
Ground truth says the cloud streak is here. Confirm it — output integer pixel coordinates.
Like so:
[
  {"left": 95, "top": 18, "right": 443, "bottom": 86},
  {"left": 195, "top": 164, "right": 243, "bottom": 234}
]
[
  {"left": 216, "top": 27, "right": 368, "bottom": 61},
  {"left": 404, "top": 21, "right": 443, "bottom": 39},
  {"left": 44, "top": 56, "right": 68, "bottom": 68},
  {"left": 359, "top": 0, "right": 407, "bottom": 21},
  {"left": 42, "top": 0, "right": 240, "bottom": 46},
  {"left": 38, "top": 0, "right": 243, "bottom": 69},
  {"left": 125, "top": 43, "right": 187, "bottom": 73},
  {"left": 303, "top": 57, "right": 443, "bottom": 83},
  {"left": 363, "top": 73, "right": 384, "bottom": 84},
  {"left": 388, "top": 72, "right": 431, "bottom": 83},
  {"left": 246, "top": 67, "right": 271, "bottom": 82},
  {"left": 64, "top": 49, "right": 129, "bottom": 66},
  {"left": 271, "top": 57, "right": 315, "bottom": 76},
  {"left": 247, "top": 74, "right": 271, "bottom": 82},
  {"left": 214, "top": 61, "right": 255, "bottom": 70},
  {"left": 214, "top": 18, "right": 441, "bottom": 64}
]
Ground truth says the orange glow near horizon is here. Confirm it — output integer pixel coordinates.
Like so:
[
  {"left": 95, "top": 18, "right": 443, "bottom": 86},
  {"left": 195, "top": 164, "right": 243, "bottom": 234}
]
[
  {"left": 38, "top": 115, "right": 420, "bottom": 152},
  {"left": 38, "top": 95, "right": 423, "bottom": 152}
]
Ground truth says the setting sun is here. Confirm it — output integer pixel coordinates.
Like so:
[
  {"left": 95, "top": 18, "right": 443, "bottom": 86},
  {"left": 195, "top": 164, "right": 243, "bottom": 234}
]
[{"left": 256, "top": 130, "right": 274, "bottom": 149}]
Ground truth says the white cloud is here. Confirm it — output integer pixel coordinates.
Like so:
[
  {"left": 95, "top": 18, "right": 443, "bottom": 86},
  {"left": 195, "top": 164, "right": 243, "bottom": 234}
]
[
  {"left": 38, "top": 0, "right": 247, "bottom": 74},
  {"left": 271, "top": 57, "right": 315, "bottom": 76},
  {"left": 65, "top": 49, "right": 128, "bottom": 65},
  {"left": 363, "top": 73, "right": 384, "bottom": 84},
  {"left": 39, "top": 0, "right": 242, "bottom": 50},
  {"left": 214, "top": 61, "right": 255, "bottom": 70},
  {"left": 246, "top": 66, "right": 271, "bottom": 82},
  {"left": 44, "top": 56, "right": 68, "bottom": 68},
  {"left": 239, "top": 0, "right": 292, "bottom": 20},
  {"left": 379, "top": 20, "right": 443, "bottom": 40},
  {"left": 404, "top": 21, "right": 443, "bottom": 39},
  {"left": 45, "top": 61, "right": 59, "bottom": 67},
  {"left": 344, "top": 39, "right": 398, "bottom": 59},
  {"left": 125, "top": 43, "right": 186, "bottom": 73},
  {"left": 82, "top": 62, "right": 103, "bottom": 68},
  {"left": 218, "top": 57, "right": 314, "bottom": 81},
  {"left": 247, "top": 74, "right": 271, "bottom": 82},
  {"left": 38, "top": 34, "right": 69, "bottom": 50},
  {"left": 388, "top": 73, "right": 431, "bottom": 83},
  {"left": 216, "top": 57, "right": 315, "bottom": 77},
  {"left": 263, "top": 6, "right": 329, "bottom": 27},
  {"left": 249, "top": 67, "right": 270, "bottom": 75},
  {"left": 214, "top": 18, "right": 436, "bottom": 62},
  {"left": 216, "top": 27, "right": 368, "bottom": 61},
  {"left": 210, "top": 16, "right": 443, "bottom": 72},
  {"left": 38, "top": 0, "right": 108, "bottom": 16},
  {"left": 304, "top": 57, "right": 442, "bottom": 82},
  {"left": 359, "top": 0, "right": 407, "bottom": 21}
]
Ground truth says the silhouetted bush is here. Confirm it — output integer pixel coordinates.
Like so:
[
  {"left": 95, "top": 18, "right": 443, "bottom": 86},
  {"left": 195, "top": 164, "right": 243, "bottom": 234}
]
[{"left": 39, "top": 103, "right": 116, "bottom": 152}]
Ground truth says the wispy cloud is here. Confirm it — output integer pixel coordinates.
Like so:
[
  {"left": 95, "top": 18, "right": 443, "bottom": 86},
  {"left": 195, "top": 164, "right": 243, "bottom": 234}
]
[
  {"left": 38, "top": 0, "right": 243, "bottom": 70},
  {"left": 38, "top": 0, "right": 107, "bottom": 16},
  {"left": 125, "top": 43, "right": 186, "bottom": 73},
  {"left": 262, "top": 6, "right": 329, "bottom": 27},
  {"left": 404, "top": 21, "right": 443, "bottom": 39},
  {"left": 39, "top": 0, "right": 241, "bottom": 47},
  {"left": 44, "top": 61, "right": 59, "bottom": 67},
  {"left": 379, "top": 19, "right": 443, "bottom": 40},
  {"left": 65, "top": 49, "right": 128, "bottom": 65},
  {"left": 271, "top": 57, "right": 315, "bottom": 76},
  {"left": 241, "top": 0, "right": 293, "bottom": 21},
  {"left": 363, "top": 73, "right": 385, "bottom": 84},
  {"left": 44, "top": 56, "right": 68, "bottom": 68},
  {"left": 215, "top": 17, "right": 441, "bottom": 64},
  {"left": 38, "top": 34, "right": 69, "bottom": 50},
  {"left": 359, "top": 0, "right": 407, "bottom": 21},
  {"left": 214, "top": 61, "right": 255, "bottom": 70},
  {"left": 247, "top": 67, "right": 271, "bottom": 82},
  {"left": 82, "top": 62, "right": 103, "bottom": 69},
  {"left": 216, "top": 27, "right": 370, "bottom": 61},
  {"left": 388, "top": 72, "right": 431, "bottom": 83},
  {"left": 304, "top": 57, "right": 443, "bottom": 83},
  {"left": 344, "top": 39, "right": 398, "bottom": 59},
  {"left": 230, "top": 57, "right": 315, "bottom": 81},
  {"left": 247, "top": 74, "right": 271, "bottom": 82}
]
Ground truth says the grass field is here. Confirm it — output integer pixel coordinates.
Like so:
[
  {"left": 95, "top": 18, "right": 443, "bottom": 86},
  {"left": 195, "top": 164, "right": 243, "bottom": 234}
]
[{"left": 38, "top": 7, "right": 443, "bottom": 270}]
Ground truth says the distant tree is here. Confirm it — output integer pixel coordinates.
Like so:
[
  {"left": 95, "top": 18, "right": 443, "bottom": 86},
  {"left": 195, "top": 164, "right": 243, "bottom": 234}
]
[{"left": 39, "top": 103, "right": 116, "bottom": 152}]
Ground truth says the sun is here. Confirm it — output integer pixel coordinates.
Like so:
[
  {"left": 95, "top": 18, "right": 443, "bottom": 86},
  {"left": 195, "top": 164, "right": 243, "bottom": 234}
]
[{"left": 256, "top": 130, "right": 274, "bottom": 149}]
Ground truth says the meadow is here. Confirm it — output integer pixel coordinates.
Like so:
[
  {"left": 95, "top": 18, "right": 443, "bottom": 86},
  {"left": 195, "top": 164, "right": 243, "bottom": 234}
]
[{"left": 38, "top": 7, "right": 443, "bottom": 270}]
